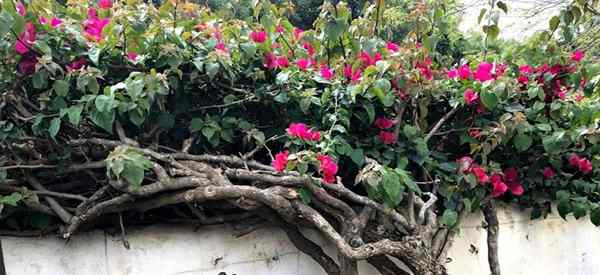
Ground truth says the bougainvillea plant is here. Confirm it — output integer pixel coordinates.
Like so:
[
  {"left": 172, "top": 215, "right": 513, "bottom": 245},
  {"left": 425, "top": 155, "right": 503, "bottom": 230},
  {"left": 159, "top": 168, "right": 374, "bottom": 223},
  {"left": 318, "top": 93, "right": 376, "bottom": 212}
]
[{"left": 0, "top": 0, "right": 599, "bottom": 274}]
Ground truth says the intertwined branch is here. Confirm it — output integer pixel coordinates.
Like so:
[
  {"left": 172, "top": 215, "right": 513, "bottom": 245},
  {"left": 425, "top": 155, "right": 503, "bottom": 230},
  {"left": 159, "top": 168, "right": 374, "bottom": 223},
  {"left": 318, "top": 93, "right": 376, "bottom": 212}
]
[{"left": 0, "top": 133, "right": 457, "bottom": 275}]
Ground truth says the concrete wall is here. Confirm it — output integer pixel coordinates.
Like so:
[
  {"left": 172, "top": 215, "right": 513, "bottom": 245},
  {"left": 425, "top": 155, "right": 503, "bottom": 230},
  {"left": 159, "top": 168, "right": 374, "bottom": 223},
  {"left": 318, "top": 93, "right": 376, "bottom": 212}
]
[{"left": 3, "top": 205, "right": 600, "bottom": 275}]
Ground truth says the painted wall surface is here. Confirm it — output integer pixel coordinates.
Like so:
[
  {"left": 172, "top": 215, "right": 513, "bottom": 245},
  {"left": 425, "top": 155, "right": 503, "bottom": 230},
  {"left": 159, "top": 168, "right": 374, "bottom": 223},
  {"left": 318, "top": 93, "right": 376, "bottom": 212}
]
[{"left": 3, "top": 205, "right": 600, "bottom": 275}]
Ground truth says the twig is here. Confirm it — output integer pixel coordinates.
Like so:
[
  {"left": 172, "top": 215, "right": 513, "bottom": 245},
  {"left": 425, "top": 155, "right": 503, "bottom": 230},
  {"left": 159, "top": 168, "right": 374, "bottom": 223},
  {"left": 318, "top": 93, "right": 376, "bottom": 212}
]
[
  {"left": 483, "top": 202, "right": 501, "bottom": 275},
  {"left": 118, "top": 212, "right": 130, "bottom": 249},
  {"left": 25, "top": 173, "right": 73, "bottom": 224},
  {"left": 417, "top": 192, "right": 437, "bottom": 224},
  {"left": 190, "top": 95, "right": 256, "bottom": 111},
  {"left": 424, "top": 106, "right": 459, "bottom": 142}
]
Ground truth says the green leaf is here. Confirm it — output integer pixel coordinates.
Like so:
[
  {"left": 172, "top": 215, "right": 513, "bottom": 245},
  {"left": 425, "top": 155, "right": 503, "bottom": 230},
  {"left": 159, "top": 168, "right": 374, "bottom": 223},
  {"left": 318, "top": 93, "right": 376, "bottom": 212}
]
[
  {"left": 480, "top": 89, "right": 498, "bottom": 109},
  {"left": 496, "top": 1, "right": 508, "bottom": 13},
  {"left": 403, "top": 125, "right": 419, "bottom": 139},
  {"left": 478, "top": 8, "right": 487, "bottom": 24},
  {"left": 557, "top": 200, "right": 572, "bottom": 220},
  {"left": 324, "top": 17, "right": 346, "bottom": 41},
  {"left": 90, "top": 110, "right": 114, "bottom": 133},
  {"left": 363, "top": 102, "right": 375, "bottom": 124},
  {"left": 121, "top": 161, "right": 146, "bottom": 188},
  {"left": 441, "top": 209, "right": 458, "bottom": 227},
  {"left": 374, "top": 79, "right": 391, "bottom": 93},
  {"left": 349, "top": 148, "right": 364, "bottom": 167},
  {"left": 66, "top": 106, "right": 83, "bottom": 126},
  {"left": 88, "top": 47, "right": 101, "bottom": 65},
  {"left": 556, "top": 190, "right": 570, "bottom": 202},
  {"left": 126, "top": 78, "right": 145, "bottom": 99},
  {"left": 482, "top": 24, "right": 500, "bottom": 40},
  {"left": 299, "top": 187, "right": 312, "bottom": 204},
  {"left": 48, "top": 117, "right": 61, "bottom": 139},
  {"left": 549, "top": 16, "right": 560, "bottom": 31},
  {"left": 513, "top": 133, "right": 532, "bottom": 152},
  {"left": 590, "top": 207, "right": 600, "bottom": 226},
  {"left": 95, "top": 95, "right": 115, "bottom": 113},
  {"left": 13, "top": 13, "right": 24, "bottom": 34},
  {"left": 573, "top": 202, "right": 587, "bottom": 219},
  {"left": 0, "top": 11, "right": 14, "bottom": 38},
  {"left": 53, "top": 80, "right": 69, "bottom": 97},
  {"left": 0, "top": 192, "right": 23, "bottom": 207},
  {"left": 32, "top": 71, "right": 47, "bottom": 89},
  {"left": 190, "top": 118, "right": 203, "bottom": 132},
  {"left": 381, "top": 170, "right": 404, "bottom": 208},
  {"left": 205, "top": 62, "right": 220, "bottom": 79},
  {"left": 240, "top": 42, "right": 256, "bottom": 57},
  {"left": 202, "top": 127, "right": 217, "bottom": 139}
]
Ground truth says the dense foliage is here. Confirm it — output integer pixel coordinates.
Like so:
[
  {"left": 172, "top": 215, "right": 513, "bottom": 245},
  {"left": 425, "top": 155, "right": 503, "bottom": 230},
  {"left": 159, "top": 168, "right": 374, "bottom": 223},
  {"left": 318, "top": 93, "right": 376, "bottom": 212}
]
[{"left": 0, "top": 0, "right": 599, "bottom": 274}]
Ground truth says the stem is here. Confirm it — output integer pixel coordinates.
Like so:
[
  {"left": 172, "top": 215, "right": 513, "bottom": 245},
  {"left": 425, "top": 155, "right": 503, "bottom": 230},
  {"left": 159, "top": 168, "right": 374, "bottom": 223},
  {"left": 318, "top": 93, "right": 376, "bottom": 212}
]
[{"left": 483, "top": 202, "right": 501, "bottom": 275}]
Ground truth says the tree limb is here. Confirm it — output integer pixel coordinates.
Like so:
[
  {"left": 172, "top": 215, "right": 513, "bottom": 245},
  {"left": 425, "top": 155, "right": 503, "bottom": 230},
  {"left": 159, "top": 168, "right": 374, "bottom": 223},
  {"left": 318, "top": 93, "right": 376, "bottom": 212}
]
[{"left": 483, "top": 202, "right": 501, "bottom": 275}]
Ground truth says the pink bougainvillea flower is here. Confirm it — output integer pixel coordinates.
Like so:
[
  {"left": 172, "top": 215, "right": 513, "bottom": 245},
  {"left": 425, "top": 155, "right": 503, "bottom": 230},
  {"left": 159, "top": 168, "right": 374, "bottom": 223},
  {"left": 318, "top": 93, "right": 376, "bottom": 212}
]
[
  {"left": 542, "top": 167, "right": 556, "bottom": 179},
  {"left": 463, "top": 89, "right": 479, "bottom": 105},
  {"left": 18, "top": 52, "right": 38, "bottom": 75},
  {"left": 343, "top": 65, "right": 361, "bottom": 83},
  {"left": 15, "top": 22, "right": 36, "bottom": 55},
  {"left": 293, "top": 28, "right": 304, "bottom": 40},
  {"left": 507, "top": 181, "right": 524, "bottom": 196},
  {"left": 386, "top": 41, "right": 399, "bottom": 52},
  {"left": 16, "top": 2, "right": 26, "bottom": 16},
  {"left": 472, "top": 166, "right": 490, "bottom": 184},
  {"left": 517, "top": 75, "right": 529, "bottom": 85},
  {"left": 50, "top": 17, "right": 63, "bottom": 28},
  {"left": 489, "top": 174, "right": 507, "bottom": 197},
  {"left": 504, "top": 167, "right": 519, "bottom": 183},
  {"left": 491, "top": 182, "right": 508, "bottom": 197},
  {"left": 39, "top": 16, "right": 48, "bottom": 25},
  {"left": 457, "top": 156, "right": 474, "bottom": 173},
  {"left": 276, "top": 56, "right": 289, "bottom": 68},
  {"left": 316, "top": 154, "right": 338, "bottom": 184},
  {"left": 320, "top": 65, "right": 334, "bottom": 80},
  {"left": 497, "top": 167, "right": 524, "bottom": 196},
  {"left": 374, "top": 117, "right": 395, "bottom": 130},
  {"left": 276, "top": 24, "right": 284, "bottom": 33},
  {"left": 215, "top": 42, "right": 228, "bottom": 54},
  {"left": 378, "top": 131, "right": 397, "bottom": 145},
  {"left": 550, "top": 64, "right": 562, "bottom": 75},
  {"left": 571, "top": 50, "right": 585, "bottom": 62},
  {"left": 296, "top": 58, "right": 310, "bottom": 70},
  {"left": 84, "top": 8, "right": 110, "bottom": 42},
  {"left": 519, "top": 64, "right": 534, "bottom": 75},
  {"left": 575, "top": 93, "right": 585, "bottom": 102},
  {"left": 264, "top": 53, "right": 288, "bottom": 69},
  {"left": 359, "top": 51, "right": 381, "bottom": 68},
  {"left": 554, "top": 89, "right": 566, "bottom": 100},
  {"left": 250, "top": 30, "right": 267, "bottom": 43},
  {"left": 495, "top": 63, "right": 507, "bottom": 77},
  {"left": 264, "top": 53, "right": 277, "bottom": 69},
  {"left": 271, "top": 151, "right": 289, "bottom": 172},
  {"left": 578, "top": 158, "right": 593, "bottom": 174},
  {"left": 458, "top": 64, "right": 471, "bottom": 80},
  {"left": 569, "top": 154, "right": 581, "bottom": 167},
  {"left": 447, "top": 69, "right": 458, "bottom": 78},
  {"left": 473, "top": 62, "right": 493, "bottom": 82},
  {"left": 287, "top": 123, "right": 320, "bottom": 141},
  {"left": 468, "top": 128, "right": 482, "bottom": 138},
  {"left": 127, "top": 51, "right": 138, "bottom": 62},
  {"left": 67, "top": 58, "right": 87, "bottom": 72},
  {"left": 415, "top": 42, "right": 422, "bottom": 49},
  {"left": 212, "top": 25, "right": 223, "bottom": 41},
  {"left": 99, "top": 0, "right": 113, "bottom": 9},
  {"left": 302, "top": 42, "right": 315, "bottom": 56},
  {"left": 415, "top": 57, "right": 433, "bottom": 80}
]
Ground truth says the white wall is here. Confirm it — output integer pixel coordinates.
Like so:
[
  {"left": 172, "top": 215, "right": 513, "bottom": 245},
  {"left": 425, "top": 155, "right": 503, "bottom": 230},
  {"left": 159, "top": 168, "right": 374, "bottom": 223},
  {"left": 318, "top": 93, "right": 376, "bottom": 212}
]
[{"left": 3, "top": 205, "right": 600, "bottom": 275}]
